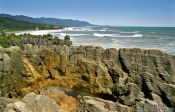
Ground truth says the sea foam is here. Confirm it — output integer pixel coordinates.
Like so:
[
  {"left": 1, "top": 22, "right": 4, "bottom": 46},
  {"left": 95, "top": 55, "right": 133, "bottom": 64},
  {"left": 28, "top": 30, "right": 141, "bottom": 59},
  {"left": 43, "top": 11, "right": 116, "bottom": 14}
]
[
  {"left": 93, "top": 33, "right": 116, "bottom": 37},
  {"left": 93, "top": 33, "right": 143, "bottom": 38}
]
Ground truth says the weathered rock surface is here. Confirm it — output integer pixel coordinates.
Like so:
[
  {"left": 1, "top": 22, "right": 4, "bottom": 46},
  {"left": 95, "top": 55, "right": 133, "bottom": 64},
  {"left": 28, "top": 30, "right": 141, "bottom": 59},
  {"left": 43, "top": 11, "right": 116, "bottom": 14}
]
[
  {"left": 0, "top": 97, "right": 14, "bottom": 112},
  {"left": 4, "top": 92, "right": 65, "bottom": 112},
  {"left": 135, "top": 98, "right": 172, "bottom": 112},
  {"left": 76, "top": 96, "right": 172, "bottom": 112},
  {"left": 0, "top": 45, "right": 175, "bottom": 111},
  {"left": 76, "top": 96, "right": 132, "bottom": 112},
  {"left": 40, "top": 87, "right": 78, "bottom": 112}
]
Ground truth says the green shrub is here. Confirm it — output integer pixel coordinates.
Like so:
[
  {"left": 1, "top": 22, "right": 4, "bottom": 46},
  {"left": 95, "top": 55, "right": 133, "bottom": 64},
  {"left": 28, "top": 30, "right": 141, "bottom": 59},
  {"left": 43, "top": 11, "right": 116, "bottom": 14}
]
[{"left": 0, "top": 33, "right": 72, "bottom": 48}]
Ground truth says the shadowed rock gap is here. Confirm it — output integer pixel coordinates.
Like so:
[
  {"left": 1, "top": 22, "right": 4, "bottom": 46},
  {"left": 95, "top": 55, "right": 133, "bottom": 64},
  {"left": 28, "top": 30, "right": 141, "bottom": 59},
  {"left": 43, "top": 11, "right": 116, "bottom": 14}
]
[
  {"left": 152, "top": 58, "right": 167, "bottom": 82},
  {"left": 96, "top": 93, "right": 117, "bottom": 102},
  {"left": 108, "top": 70, "right": 119, "bottom": 84},
  {"left": 118, "top": 53, "right": 130, "bottom": 74},
  {"left": 47, "top": 70, "right": 55, "bottom": 79},
  {"left": 159, "top": 88, "right": 173, "bottom": 107},
  {"left": 0, "top": 44, "right": 175, "bottom": 111},
  {"left": 141, "top": 78, "right": 153, "bottom": 100}
]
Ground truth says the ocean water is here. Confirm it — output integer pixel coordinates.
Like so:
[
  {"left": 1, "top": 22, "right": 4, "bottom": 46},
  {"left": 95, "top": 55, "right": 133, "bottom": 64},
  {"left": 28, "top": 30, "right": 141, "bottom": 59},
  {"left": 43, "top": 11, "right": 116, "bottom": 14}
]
[
  {"left": 16, "top": 26, "right": 175, "bottom": 55},
  {"left": 51, "top": 26, "right": 175, "bottom": 55}
]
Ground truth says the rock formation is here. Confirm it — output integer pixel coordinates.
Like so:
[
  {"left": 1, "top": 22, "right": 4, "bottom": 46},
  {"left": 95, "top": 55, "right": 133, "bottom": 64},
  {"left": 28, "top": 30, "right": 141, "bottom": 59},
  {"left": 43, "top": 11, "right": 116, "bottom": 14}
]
[
  {"left": 0, "top": 45, "right": 175, "bottom": 111},
  {"left": 76, "top": 95, "right": 172, "bottom": 112},
  {"left": 3, "top": 92, "right": 66, "bottom": 112}
]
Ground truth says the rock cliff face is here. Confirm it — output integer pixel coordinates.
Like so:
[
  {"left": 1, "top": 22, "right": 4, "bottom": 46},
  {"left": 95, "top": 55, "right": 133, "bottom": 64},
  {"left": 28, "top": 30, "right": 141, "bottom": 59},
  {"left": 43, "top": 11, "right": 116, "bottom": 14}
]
[{"left": 0, "top": 45, "right": 175, "bottom": 111}]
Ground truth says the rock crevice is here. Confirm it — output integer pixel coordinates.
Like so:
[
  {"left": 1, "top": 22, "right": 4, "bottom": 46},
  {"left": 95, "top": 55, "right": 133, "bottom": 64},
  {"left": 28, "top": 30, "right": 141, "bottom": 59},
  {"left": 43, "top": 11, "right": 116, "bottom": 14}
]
[{"left": 0, "top": 45, "right": 175, "bottom": 111}]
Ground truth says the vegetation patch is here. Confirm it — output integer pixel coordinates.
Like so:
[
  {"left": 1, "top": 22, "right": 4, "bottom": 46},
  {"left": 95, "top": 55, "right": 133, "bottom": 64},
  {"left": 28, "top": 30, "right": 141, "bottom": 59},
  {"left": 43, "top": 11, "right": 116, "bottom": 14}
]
[
  {"left": 0, "top": 17, "right": 63, "bottom": 31},
  {"left": 0, "top": 31, "right": 72, "bottom": 48}
]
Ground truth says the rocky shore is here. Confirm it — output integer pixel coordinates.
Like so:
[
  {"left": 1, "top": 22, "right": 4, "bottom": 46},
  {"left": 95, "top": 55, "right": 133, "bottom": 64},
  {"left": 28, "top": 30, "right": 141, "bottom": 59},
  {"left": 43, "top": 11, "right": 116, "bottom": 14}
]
[{"left": 0, "top": 43, "right": 175, "bottom": 111}]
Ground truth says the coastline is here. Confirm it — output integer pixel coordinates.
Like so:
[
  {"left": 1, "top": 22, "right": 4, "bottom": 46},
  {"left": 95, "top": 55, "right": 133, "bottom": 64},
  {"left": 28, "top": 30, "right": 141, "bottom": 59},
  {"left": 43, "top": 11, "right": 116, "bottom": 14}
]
[
  {"left": 1, "top": 0, "right": 174, "bottom": 111},
  {"left": 12, "top": 26, "right": 175, "bottom": 55},
  {"left": 0, "top": 28, "right": 175, "bottom": 111}
]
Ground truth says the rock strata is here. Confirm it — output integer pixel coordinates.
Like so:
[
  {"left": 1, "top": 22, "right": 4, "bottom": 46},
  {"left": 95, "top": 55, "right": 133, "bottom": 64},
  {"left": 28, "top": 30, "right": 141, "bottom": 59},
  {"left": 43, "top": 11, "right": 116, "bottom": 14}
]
[{"left": 0, "top": 45, "right": 175, "bottom": 111}]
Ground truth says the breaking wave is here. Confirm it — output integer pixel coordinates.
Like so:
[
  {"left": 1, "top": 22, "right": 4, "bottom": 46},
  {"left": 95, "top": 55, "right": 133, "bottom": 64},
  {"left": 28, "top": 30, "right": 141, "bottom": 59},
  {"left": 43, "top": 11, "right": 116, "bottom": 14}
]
[
  {"left": 59, "top": 33, "right": 89, "bottom": 37},
  {"left": 93, "top": 33, "right": 143, "bottom": 38}
]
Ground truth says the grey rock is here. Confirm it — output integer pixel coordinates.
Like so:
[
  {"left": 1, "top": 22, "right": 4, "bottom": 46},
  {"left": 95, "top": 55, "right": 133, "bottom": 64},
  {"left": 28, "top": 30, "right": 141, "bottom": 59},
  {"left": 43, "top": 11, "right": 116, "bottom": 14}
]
[
  {"left": 135, "top": 98, "right": 173, "bottom": 112},
  {"left": 0, "top": 45, "right": 175, "bottom": 110},
  {"left": 0, "top": 97, "right": 14, "bottom": 112},
  {"left": 13, "top": 101, "right": 31, "bottom": 112},
  {"left": 4, "top": 93, "right": 65, "bottom": 112},
  {"left": 22, "top": 92, "right": 65, "bottom": 112},
  {"left": 76, "top": 96, "right": 132, "bottom": 112}
]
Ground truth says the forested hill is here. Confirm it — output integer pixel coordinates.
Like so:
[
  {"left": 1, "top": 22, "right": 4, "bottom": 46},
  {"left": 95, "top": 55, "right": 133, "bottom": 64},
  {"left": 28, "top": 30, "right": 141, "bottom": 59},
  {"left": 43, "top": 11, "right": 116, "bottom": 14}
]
[
  {"left": 0, "top": 14, "right": 94, "bottom": 27},
  {"left": 0, "top": 17, "right": 63, "bottom": 31}
]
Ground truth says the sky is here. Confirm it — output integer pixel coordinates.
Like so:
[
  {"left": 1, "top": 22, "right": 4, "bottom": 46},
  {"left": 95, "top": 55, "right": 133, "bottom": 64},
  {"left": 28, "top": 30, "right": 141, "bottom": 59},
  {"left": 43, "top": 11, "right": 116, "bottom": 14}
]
[{"left": 0, "top": 0, "right": 175, "bottom": 27}]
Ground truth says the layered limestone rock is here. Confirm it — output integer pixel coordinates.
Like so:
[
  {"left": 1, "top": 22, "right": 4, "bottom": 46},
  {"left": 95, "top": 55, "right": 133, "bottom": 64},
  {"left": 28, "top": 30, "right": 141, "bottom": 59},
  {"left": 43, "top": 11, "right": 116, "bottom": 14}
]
[
  {"left": 0, "top": 46, "right": 27, "bottom": 98},
  {"left": 0, "top": 45, "right": 175, "bottom": 111}
]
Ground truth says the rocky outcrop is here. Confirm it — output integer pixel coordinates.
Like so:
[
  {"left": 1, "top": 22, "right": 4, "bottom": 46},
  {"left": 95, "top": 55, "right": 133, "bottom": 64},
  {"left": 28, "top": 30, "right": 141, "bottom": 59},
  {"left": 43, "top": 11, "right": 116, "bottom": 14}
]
[
  {"left": 1, "top": 33, "right": 72, "bottom": 48},
  {"left": 0, "top": 46, "right": 27, "bottom": 98},
  {"left": 0, "top": 45, "right": 175, "bottom": 111}
]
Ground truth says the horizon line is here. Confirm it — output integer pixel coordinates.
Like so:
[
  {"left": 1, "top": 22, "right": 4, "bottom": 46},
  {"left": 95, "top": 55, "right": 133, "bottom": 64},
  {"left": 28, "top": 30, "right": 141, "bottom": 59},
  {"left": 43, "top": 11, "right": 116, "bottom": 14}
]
[{"left": 1, "top": 13, "right": 175, "bottom": 27}]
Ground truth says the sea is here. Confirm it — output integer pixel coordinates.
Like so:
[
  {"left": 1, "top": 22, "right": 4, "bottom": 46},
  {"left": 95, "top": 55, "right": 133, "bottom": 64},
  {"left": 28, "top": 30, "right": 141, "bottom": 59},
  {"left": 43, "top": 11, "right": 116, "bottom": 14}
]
[{"left": 15, "top": 26, "right": 175, "bottom": 55}]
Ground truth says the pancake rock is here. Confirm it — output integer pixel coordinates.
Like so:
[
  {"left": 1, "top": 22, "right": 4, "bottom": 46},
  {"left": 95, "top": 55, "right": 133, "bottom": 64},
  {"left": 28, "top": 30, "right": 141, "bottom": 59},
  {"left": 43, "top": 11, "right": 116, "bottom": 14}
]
[{"left": 0, "top": 45, "right": 175, "bottom": 111}]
